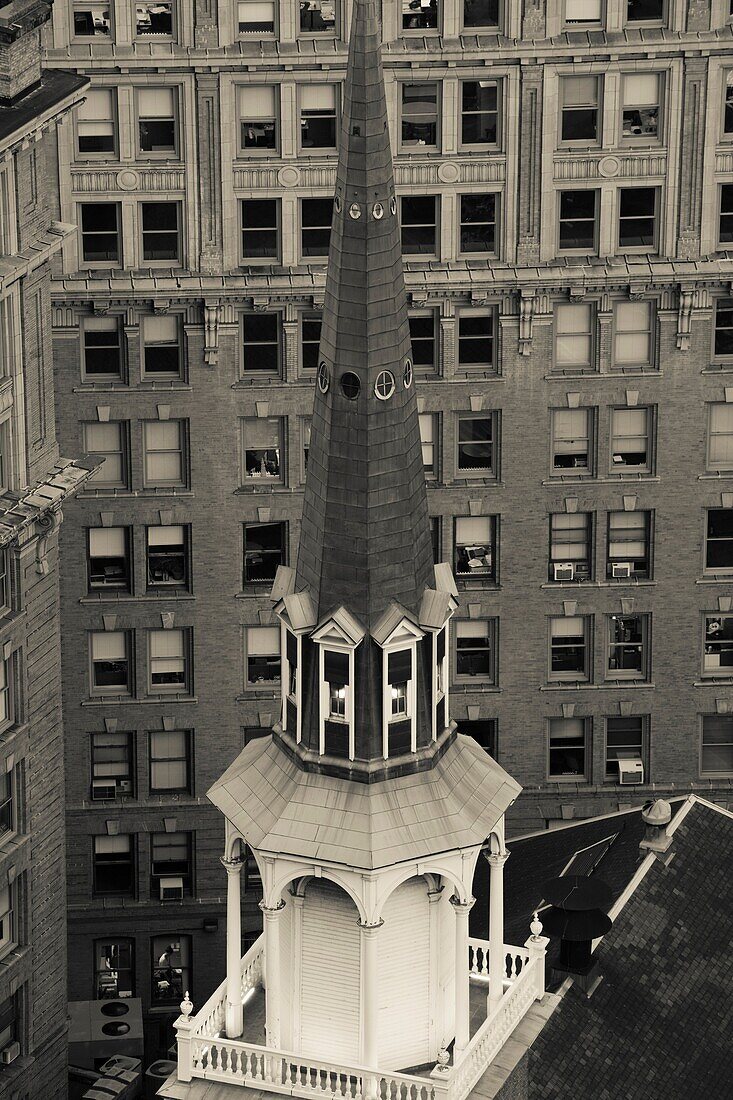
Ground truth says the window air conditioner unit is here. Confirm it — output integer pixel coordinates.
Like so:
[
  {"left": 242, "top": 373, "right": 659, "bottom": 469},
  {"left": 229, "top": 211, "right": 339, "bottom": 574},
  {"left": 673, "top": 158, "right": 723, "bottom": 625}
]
[
  {"left": 91, "top": 780, "right": 117, "bottom": 801},
  {"left": 618, "top": 758, "right": 644, "bottom": 785},
  {"left": 1, "top": 1042, "right": 20, "bottom": 1065},
  {"left": 160, "top": 876, "right": 184, "bottom": 901},
  {"left": 612, "top": 562, "right": 632, "bottom": 579},
  {"left": 553, "top": 563, "right": 575, "bottom": 582}
]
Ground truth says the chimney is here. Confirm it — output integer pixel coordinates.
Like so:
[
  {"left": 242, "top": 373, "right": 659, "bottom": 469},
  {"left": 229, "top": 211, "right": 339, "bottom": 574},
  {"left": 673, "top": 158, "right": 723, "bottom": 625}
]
[
  {"left": 0, "top": 1, "right": 51, "bottom": 104},
  {"left": 639, "top": 798, "right": 674, "bottom": 861},
  {"left": 541, "top": 875, "right": 612, "bottom": 997}
]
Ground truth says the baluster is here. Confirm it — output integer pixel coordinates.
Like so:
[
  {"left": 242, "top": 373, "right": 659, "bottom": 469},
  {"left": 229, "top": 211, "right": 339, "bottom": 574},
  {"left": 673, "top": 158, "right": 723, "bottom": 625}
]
[{"left": 482, "top": 947, "right": 489, "bottom": 976}]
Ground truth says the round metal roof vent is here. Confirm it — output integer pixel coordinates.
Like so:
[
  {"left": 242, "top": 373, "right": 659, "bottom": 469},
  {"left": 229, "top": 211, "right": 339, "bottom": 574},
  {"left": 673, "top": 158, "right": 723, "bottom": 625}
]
[{"left": 642, "top": 798, "right": 672, "bottom": 827}]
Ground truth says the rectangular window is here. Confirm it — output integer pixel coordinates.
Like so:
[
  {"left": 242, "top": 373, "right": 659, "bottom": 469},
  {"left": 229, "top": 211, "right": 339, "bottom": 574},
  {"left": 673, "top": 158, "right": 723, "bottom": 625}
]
[
  {"left": 238, "top": 0, "right": 275, "bottom": 34},
  {"left": 705, "top": 508, "right": 733, "bottom": 571},
  {"left": 88, "top": 527, "right": 131, "bottom": 591},
  {"left": 551, "top": 408, "right": 593, "bottom": 475},
  {"left": 152, "top": 936, "right": 191, "bottom": 1004},
  {"left": 0, "top": 886, "right": 15, "bottom": 956},
  {"left": 708, "top": 404, "right": 733, "bottom": 470},
  {"left": 301, "top": 198, "right": 333, "bottom": 259},
  {"left": 301, "top": 418, "right": 311, "bottom": 478},
  {"left": 463, "top": 0, "right": 499, "bottom": 28},
  {"left": 73, "top": 4, "right": 112, "bottom": 36},
  {"left": 142, "top": 315, "right": 182, "bottom": 379},
  {"left": 143, "top": 420, "right": 187, "bottom": 488},
  {"left": 238, "top": 86, "right": 278, "bottom": 152},
  {"left": 607, "top": 510, "right": 651, "bottom": 579},
  {"left": 0, "top": 771, "right": 13, "bottom": 835},
  {"left": 554, "top": 303, "right": 593, "bottom": 372},
  {"left": 457, "top": 311, "right": 494, "bottom": 371},
  {"left": 560, "top": 76, "right": 599, "bottom": 144},
  {"left": 704, "top": 613, "right": 733, "bottom": 676},
  {"left": 457, "top": 718, "right": 496, "bottom": 755},
  {"left": 618, "top": 187, "right": 658, "bottom": 250},
  {"left": 241, "top": 418, "right": 284, "bottom": 483},
  {"left": 605, "top": 716, "right": 645, "bottom": 780},
  {"left": 419, "top": 414, "right": 438, "bottom": 478},
  {"left": 606, "top": 613, "right": 648, "bottom": 680},
  {"left": 610, "top": 406, "right": 652, "bottom": 472},
  {"left": 558, "top": 190, "right": 598, "bottom": 252},
  {"left": 403, "top": 0, "right": 438, "bottom": 30},
  {"left": 701, "top": 715, "right": 733, "bottom": 775},
  {"left": 720, "top": 185, "right": 733, "bottom": 246},
  {"left": 456, "top": 414, "right": 494, "bottom": 477},
  {"left": 148, "top": 629, "right": 189, "bottom": 694},
  {"left": 549, "top": 512, "right": 593, "bottom": 581},
  {"left": 401, "top": 196, "right": 438, "bottom": 256},
  {"left": 93, "top": 835, "right": 135, "bottom": 896},
  {"left": 409, "top": 310, "right": 438, "bottom": 373},
  {"left": 82, "top": 317, "right": 123, "bottom": 381},
  {"left": 90, "top": 631, "right": 132, "bottom": 695},
  {"left": 549, "top": 717, "right": 588, "bottom": 780},
  {"left": 243, "top": 522, "right": 287, "bottom": 586},
  {"left": 431, "top": 516, "right": 441, "bottom": 564},
  {"left": 455, "top": 620, "right": 494, "bottom": 682},
  {"left": 454, "top": 516, "right": 496, "bottom": 580},
  {"left": 141, "top": 202, "right": 181, "bottom": 263},
  {"left": 147, "top": 525, "right": 189, "bottom": 589},
  {"left": 242, "top": 312, "right": 281, "bottom": 375},
  {"left": 151, "top": 832, "right": 192, "bottom": 895},
  {"left": 78, "top": 88, "right": 116, "bottom": 155},
  {"left": 613, "top": 301, "right": 653, "bottom": 369},
  {"left": 459, "top": 194, "right": 497, "bottom": 255},
  {"left": 0, "top": 659, "right": 12, "bottom": 729},
  {"left": 626, "top": 0, "right": 664, "bottom": 24},
  {"left": 138, "top": 88, "right": 177, "bottom": 154},
  {"left": 0, "top": 550, "right": 9, "bottom": 617},
  {"left": 94, "top": 940, "right": 134, "bottom": 999},
  {"left": 401, "top": 84, "right": 439, "bottom": 148},
  {"left": 622, "top": 73, "right": 661, "bottom": 142},
  {"left": 301, "top": 0, "right": 336, "bottom": 32},
  {"left": 550, "top": 616, "right": 590, "bottom": 682},
  {"left": 724, "top": 74, "right": 733, "bottom": 136},
  {"left": 241, "top": 199, "right": 279, "bottom": 261},
  {"left": 90, "top": 731, "right": 133, "bottom": 799},
  {"left": 461, "top": 81, "right": 499, "bottom": 147},
  {"left": 83, "top": 422, "right": 129, "bottom": 488},
  {"left": 300, "top": 86, "right": 338, "bottom": 150},
  {"left": 300, "top": 313, "right": 322, "bottom": 372},
  {"left": 246, "top": 626, "right": 281, "bottom": 685},
  {"left": 714, "top": 299, "right": 733, "bottom": 358},
  {"left": 149, "top": 729, "right": 192, "bottom": 793},
  {"left": 80, "top": 203, "right": 121, "bottom": 264},
  {"left": 136, "top": 1, "right": 174, "bottom": 37},
  {"left": 0, "top": 422, "right": 9, "bottom": 494},
  {"left": 564, "top": 0, "right": 602, "bottom": 25}
]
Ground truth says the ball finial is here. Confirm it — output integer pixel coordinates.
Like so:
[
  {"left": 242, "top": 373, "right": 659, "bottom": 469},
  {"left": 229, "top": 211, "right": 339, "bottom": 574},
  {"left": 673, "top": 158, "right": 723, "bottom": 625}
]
[
  {"left": 180, "top": 991, "right": 193, "bottom": 1017},
  {"left": 530, "top": 911, "right": 544, "bottom": 940}
]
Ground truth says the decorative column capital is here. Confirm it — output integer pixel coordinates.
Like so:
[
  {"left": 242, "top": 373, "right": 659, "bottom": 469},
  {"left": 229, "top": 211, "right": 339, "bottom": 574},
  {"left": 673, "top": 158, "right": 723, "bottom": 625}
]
[
  {"left": 358, "top": 918, "right": 384, "bottom": 936},
  {"left": 449, "top": 895, "right": 475, "bottom": 913},
  {"left": 487, "top": 850, "right": 510, "bottom": 870},
  {"left": 220, "top": 855, "right": 244, "bottom": 875},
  {"left": 259, "top": 899, "right": 286, "bottom": 918}
]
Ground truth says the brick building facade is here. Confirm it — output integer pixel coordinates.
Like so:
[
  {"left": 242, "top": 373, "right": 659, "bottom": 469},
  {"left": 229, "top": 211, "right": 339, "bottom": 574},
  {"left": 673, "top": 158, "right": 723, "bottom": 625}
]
[
  {"left": 0, "top": 0, "right": 92, "bottom": 1095},
  {"left": 42, "top": 0, "right": 733, "bottom": 1056}
]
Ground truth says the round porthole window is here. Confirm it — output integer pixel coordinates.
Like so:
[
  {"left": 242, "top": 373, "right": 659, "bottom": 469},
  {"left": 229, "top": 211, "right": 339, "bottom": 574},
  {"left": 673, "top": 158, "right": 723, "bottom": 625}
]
[
  {"left": 340, "top": 372, "right": 361, "bottom": 400},
  {"left": 374, "top": 370, "right": 396, "bottom": 401},
  {"left": 390, "top": 196, "right": 397, "bottom": 215},
  {"left": 372, "top": 202, "right": 384, "bottom": 220},
  {"left": 335, "top": 195, "right": 342, "bottom": 212},
  {"left": 403, "top": 358, "right": 413, "bottom": 388},
  {"left": 349, "top": 203, "right": 362, "bottom": 220},
  {"left": 317, "top": 361, "right": 330, "bottom": 393}
]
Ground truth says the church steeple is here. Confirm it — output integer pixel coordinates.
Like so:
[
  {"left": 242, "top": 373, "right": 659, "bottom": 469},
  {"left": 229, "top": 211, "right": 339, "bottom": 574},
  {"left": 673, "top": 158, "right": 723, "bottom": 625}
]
[{"left": 295, "top": 0, "right": 434, "bottom": 630}]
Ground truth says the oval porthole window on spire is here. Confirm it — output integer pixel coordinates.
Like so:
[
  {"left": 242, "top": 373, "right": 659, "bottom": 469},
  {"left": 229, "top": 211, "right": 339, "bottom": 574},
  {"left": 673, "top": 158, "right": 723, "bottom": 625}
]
[
  {"left": 372, "top": 202, "right": 384, "bottom": 220},
  {"left": 403, "top": 358, "right": 413, "bottom": 389},
  {"left": 375, "top": 370, "right": 396, "bottom": 401},
  {"left": 317, "top": 361, "right": 330, "bottom": 393},
  {"left": 340, "top": 372, "right": 361, "bottom": 400},
  {"left": 349, "top": 203, "right": 362, "bottom": 220}
]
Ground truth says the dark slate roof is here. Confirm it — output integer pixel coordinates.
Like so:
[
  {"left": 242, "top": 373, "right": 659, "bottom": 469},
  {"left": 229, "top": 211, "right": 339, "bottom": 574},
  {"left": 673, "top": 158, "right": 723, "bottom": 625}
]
[
  {"left": 295, "top": 0, "right": 434, "bottom": 630},
  {"left": 0, "top": 68, "right": 87, "bottom": 146},
  {"left": 524, "top": 798, "right": 733, "bottom": 1100}
]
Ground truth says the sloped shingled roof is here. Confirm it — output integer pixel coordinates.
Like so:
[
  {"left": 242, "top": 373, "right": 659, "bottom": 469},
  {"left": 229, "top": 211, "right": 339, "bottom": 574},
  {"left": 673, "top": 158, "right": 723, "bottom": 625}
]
[
  {"left": 208, "top": 733, "right": 521, "bottom": 871},
  {"left": 524, "top": 799, "right": 733, "bottom": 1100}
]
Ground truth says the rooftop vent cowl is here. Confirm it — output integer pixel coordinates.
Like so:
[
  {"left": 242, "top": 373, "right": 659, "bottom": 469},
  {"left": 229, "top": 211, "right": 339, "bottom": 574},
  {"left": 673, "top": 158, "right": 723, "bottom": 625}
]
[{"left": 640, "top": 798, "right": 673, "bottom": 857}]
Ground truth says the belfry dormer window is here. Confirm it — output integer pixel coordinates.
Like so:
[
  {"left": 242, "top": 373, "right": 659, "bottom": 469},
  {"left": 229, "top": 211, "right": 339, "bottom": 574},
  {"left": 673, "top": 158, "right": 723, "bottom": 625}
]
[
  {"left": 281, "top": 628, "right": 301, "bottom": 741},
  {"left": 391, "top": 681, "right": 408, "bottom": 717},
  {"left": 320, "top": 647, "right": 354, "bottom": 759},
  {"left": 329, "top": 682, "right": 347, "bottom": 717},
  {"left": 384, "top": 647, "right": 415, "bottom": 757}
]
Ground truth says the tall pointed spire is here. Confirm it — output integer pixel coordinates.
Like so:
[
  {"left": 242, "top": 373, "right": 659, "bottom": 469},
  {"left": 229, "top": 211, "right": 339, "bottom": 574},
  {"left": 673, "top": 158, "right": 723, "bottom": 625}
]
[{"left": 295, "top": 0, "right": 434, "bottom": 630}]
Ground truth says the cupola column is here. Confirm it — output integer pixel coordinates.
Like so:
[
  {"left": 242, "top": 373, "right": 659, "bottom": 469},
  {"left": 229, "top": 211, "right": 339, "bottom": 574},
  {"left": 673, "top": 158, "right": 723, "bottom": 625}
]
[
  {"left": 260, "top": 899, "right": 286, "bottom": 1048},
  {"left": 487, "top": 850, "right": 510, "bottom": 1013},
  {"left": 450, "top": 896, "right": 475, "bottom": 1056},
  {"left": 359, "top": 919, "right": 384, "bottom": 1099},
  {"left": 221, "top": 855, "right": 244, "bottom": 1038}
]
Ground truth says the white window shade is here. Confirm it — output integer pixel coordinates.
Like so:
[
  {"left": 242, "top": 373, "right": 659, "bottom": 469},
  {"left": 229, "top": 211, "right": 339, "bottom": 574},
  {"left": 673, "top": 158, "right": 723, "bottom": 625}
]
[
  {"left": 91, "top": 632, "right": 126, "bottom": 660},
  {"left": 456, "top": 620, "right": 489, "bottom": 639},
  {"left": 247, "top": 626, "right": 280, "bottom": 655},
  {"left": 86, "top": 316, "right": 118, "bottom": 334},
  {"left": 624, "top": 74, "right": 659, "bottom": 106},
  {"left": 138, "top": 87, "right": 175, "bottom": 117},
  {"left": 551, "top": 617, "right": 584, "bottom": 638},
  {"left": 563, "top": 76, "right": 597, "bottom": 105},
  {"left": 143, "top": 315, "right": 178, "bottom": 344},
  {"left": 301, "top": 85, "right": 335, "bottom": 110},
  {"left": 551, "top": 718, "right": 584, "bottom": 740},
  {"left": 150, "top": 629, "right": 184, "bottom": 659},
  {"left": 238, "top": 85, "right": 276, "bottom": 117},
  {"left": 554, "top": 409, "right": 588, "bottom": 441},
  {"left": 613, "top": 408, "right": 647, "bottom": 438},
  {"left": 86, "top": 423, "right": 120, "bottom": 450},
  {"left": 89, "top": 528, "right": 126, "bottom": 556},
  {"left": 419, "top": 414, "right": 434, "bottom": 443},
  {"left": 615, "top": 301, "right": 651, "bottom": 364},
  {"left": 239, "top": 1, "right": 275, "bottom": 23},
  {"left": 456, "top": 517, "right": 491, "bottom": 542},
  {"left": 79, "top": 88, "right": 113, "bottom": 122},
  {"left": 148, "top": 525, "right": 184, "bottom": 546},
  {"left": 556, "top": 303, "right": 591, "bottom": 366},
  {"left": 145, "top": 421, "right": 181, "bottom": 451},
  {"left": 243, "top": 418, "right": 279, "bottom": 449},
  {"left": 566, "top": 0, "right": 601, "bottom": 18},
  {"left": 95, "top": 835, "right": 130, "bottom": 854}
]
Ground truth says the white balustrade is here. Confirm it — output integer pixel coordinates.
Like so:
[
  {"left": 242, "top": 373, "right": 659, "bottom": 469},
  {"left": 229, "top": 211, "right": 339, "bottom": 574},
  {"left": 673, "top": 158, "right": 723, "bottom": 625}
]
[{"left": 468, "top": 939, "right": 530, "bottom": 985}]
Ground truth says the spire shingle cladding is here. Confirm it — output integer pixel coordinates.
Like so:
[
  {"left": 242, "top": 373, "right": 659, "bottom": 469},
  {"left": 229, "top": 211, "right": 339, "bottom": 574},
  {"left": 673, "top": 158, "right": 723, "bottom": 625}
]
[{"left": 295, "top": 0, "right": 434, "bottom": 631}]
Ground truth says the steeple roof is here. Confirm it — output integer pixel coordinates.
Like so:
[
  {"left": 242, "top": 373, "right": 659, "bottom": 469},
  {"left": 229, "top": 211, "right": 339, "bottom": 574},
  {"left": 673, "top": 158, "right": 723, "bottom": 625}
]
[{"left": 295, "top": 0, "right": 434, "bottom": 631}]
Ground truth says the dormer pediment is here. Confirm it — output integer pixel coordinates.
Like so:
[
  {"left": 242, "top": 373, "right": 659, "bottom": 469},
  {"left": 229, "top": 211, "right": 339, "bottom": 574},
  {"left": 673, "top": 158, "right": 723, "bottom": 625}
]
[
  {"left": 275, "top": 591, "right": 318, "bottom": 634},
  {"left": 312, "top": 605, "right": 366, "bottom": 648},
  {"left": 371, "top": 602, "right": 424, "bottom": 648}
]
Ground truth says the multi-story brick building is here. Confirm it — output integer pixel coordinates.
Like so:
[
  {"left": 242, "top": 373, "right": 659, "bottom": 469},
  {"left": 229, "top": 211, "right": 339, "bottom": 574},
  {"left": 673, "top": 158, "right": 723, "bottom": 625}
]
[
  {"left": 43, "top": 0, "right": 733, "bottom": 1056},
  {"left": 0, "top": 0, "right": 94, "bottom": 1094}
]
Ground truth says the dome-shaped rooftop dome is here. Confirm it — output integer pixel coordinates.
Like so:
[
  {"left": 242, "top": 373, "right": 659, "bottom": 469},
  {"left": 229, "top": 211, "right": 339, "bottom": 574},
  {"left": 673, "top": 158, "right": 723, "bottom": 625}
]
[{"left": 642, "top": 798, "right": 672, "bottom": 827}]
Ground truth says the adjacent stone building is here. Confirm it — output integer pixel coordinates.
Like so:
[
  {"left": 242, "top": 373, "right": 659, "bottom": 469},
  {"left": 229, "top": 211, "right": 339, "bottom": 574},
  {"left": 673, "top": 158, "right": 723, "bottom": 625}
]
[
  {"left": 41, "top": 0, "right": 733, "bottom": 1054},
  {"left": 0, "top": 0, "right": 94, "bottom": 1094}
]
